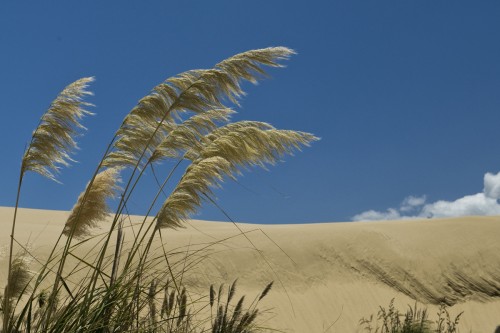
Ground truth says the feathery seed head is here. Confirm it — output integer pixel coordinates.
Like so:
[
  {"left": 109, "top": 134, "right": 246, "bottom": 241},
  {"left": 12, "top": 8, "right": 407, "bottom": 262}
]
[
  {"left": 232, "top": 296, "right": 245, "bottom": 325},
  {"left": 228, "top": 279, "right": 237, "bottom": 303},
  {"left": 150, "top": 108, "right": 235, "bottom": 163},
  {"left": 259, "top": 281, "right": 274, "bottom": 301},
  {"left": 104, "top": 47, "right": 294, "bottom": 169},
  {"left": 22, "top": 77, "right": 94, "bottom": 181},
  {"left": 196, "top": 123, "right": 318, "bottom": 168},
  {"left": 209, "top": 284, "right": 215, "bottom": 308},
  {"left": 63, "top": 167, "right": 122, "bottom": 239},
  {"left": 155, "top": 123, "right": 317, "bottom": 230},
  {"left": 156, "top": 156, "right": 233, "bottom": 229},
  {"left": 6, "top": 254, "right": 33, "bottom": 299},
  {"left": 217, "top": 284, "right": 224, "bottom": 305}
]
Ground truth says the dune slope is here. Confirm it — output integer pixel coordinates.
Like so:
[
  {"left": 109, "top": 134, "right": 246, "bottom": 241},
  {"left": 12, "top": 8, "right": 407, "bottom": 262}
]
[{"left": 1, "top": 207, "right": 499, "bottom": 332}]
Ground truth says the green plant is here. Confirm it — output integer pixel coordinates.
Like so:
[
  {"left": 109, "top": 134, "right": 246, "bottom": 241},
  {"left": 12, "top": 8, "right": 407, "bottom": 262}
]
[
  {"left": 359, "top": 299, "right": 464, "bottom": 333},
  {"left": 2, "top": 47, "right": 317, "bottom": 332}
]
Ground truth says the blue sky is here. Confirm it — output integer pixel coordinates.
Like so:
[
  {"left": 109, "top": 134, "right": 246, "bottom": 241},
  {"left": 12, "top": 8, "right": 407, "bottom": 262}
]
[{"left": 1, "top": 1, "right": 500, "bottom": 223}]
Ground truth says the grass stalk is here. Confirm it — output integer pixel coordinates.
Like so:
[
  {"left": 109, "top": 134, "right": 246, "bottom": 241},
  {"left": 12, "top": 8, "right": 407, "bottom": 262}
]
[{"left": 3, "top": 169, "right": 24, "bottom": 333}]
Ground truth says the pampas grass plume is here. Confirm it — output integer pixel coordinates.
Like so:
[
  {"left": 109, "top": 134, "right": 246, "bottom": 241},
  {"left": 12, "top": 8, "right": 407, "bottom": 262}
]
[
  {"left": 22, "top": 77, "right": 94, "bottom": 181},
  {"left": 5, "top": 254, "right": 32, "bottom": 299},
  {"left": 4, "top": 47, "right": 317, "bottom": 333},
  {"left": 104, "top": 47, "right": 294, "bottom": 169},
  {"left": 63, "top": 167, "right": 122, "bottom": 239}
]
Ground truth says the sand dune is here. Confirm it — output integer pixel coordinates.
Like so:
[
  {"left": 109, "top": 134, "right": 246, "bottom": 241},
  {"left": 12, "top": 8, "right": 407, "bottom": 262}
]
[{"left": 1, "top": 207, "right": 499, "bottom": 332}]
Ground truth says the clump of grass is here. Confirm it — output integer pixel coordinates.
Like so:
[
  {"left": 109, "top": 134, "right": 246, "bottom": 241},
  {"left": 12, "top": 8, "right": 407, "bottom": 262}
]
[
  {"left": 359, "top": 298, "right": 464, "bottom": 333},
  {"left": 209, "top": 280, "right": 274, "bottom": 333},
  {"left": 2, "top": 47, "right": 316, "bottom": 333}
]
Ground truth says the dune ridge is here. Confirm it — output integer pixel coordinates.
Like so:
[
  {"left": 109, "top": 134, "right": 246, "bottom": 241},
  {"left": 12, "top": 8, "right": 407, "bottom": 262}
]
[{"left": 1, "top": 207, "right": 499, "bottom": 332}]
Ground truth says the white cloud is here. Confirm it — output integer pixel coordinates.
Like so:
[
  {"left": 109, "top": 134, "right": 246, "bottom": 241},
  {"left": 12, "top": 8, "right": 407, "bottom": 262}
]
[
  {"left": 420, "top": 193, "right": 500, "bottom": 218},
  {"left": 352, "top": 208, "right": 402, "bottom": 222},
  {"left": 400, "top": 195, "right": 426, "bottom": 212},
  {"left": 352, "top": 172, "right": 500, "bottom": 221},
  {"left": 484, "top": 172, "right": 500, "bottom": 199}
]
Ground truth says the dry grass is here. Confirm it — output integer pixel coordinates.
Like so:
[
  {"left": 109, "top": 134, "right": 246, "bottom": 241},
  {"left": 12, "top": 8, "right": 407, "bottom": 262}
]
[
  {"left": 1, "top": 47, "right": 317, "bottom": 333},
  {"left": 359, "top": 299, "right": 464, "bottom": 333}
]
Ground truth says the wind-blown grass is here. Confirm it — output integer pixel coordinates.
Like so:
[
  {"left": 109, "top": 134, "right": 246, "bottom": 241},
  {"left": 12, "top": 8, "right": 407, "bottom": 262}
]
[{"left": 1, "top": 47, "right": 317, "bottom": 333}]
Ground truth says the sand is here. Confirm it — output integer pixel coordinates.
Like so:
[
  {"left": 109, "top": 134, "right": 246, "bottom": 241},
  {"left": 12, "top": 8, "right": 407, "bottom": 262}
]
[{"left": 1, "top": 206, "right": 499, "bottom": 332}]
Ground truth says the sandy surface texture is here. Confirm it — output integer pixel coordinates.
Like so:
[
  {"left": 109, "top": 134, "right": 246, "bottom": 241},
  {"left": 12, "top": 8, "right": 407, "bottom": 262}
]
[{"left": 1, "top": 207, "right": 500, "bottom": 332}]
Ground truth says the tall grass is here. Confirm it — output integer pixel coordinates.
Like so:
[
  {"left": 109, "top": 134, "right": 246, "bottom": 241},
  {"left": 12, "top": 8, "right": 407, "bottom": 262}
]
[{"left": 1, "top": 47, "right": 317, "bottom": 333}]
